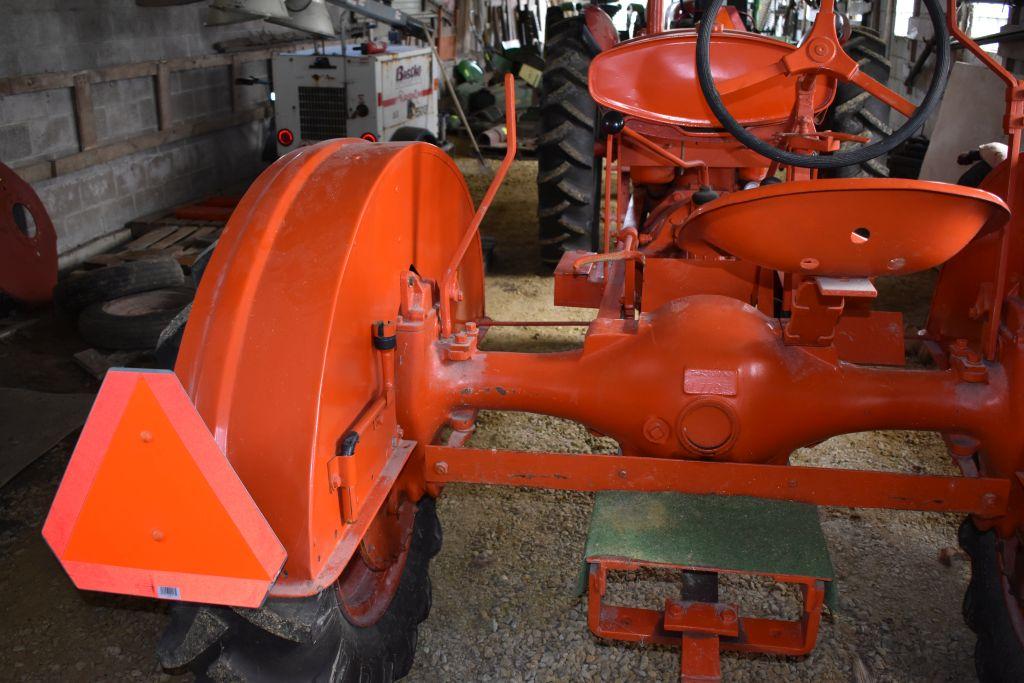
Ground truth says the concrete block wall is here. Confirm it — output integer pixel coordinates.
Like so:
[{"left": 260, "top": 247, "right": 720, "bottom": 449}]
[{"left": 0, "top": 1, "right": 293, "bottom": 264}]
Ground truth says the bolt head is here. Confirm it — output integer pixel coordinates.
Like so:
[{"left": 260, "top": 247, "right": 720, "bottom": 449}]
[{"left": 434, "top": 461, "right": 449, "bottom": 475}]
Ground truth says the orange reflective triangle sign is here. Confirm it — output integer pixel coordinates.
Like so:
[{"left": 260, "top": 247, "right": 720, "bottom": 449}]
[{"left": 43, "top": 369, "right": 286, "bottom": 608}]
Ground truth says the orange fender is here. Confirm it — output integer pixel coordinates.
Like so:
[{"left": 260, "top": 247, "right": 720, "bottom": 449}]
[{"left": 175, "top": 140, "right": 484, "bottom": 595}]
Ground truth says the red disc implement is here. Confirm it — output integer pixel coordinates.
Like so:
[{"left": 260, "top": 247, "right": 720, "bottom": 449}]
[{"left": 0, "top": 162, "right": 57, "bottom": 304}]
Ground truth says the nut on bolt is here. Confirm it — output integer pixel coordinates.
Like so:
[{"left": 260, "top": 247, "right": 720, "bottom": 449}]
[{"left": 434, "top": 461, "right": 449, "bottom": 475}]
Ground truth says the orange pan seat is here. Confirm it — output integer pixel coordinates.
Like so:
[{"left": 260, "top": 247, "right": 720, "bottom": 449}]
[{"left": 677, "top": 179, "right": 1010, "bottom": 277}]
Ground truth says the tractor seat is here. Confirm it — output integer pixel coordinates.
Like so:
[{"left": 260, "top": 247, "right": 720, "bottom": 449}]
[
  {"left": 677, "top": 178, "right": 1009, "bottom": 277},
  {"left": 588, "top": 30, "right": 835, "bottom": 129}
]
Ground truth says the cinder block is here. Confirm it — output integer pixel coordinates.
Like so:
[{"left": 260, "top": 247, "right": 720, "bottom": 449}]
[
  {"left": 57, "top": 204, "right": 110, "bottom": 254},
  {"left": 35, "top": 176, "right": 85, "bottom": 222},
  {"left": 146, "top": 150, "right": 176, "bottom": 185},
  {"left": 28, "top": 115, "right": 78, "bottom": 160},
  {"left": 170, "top": 90, "right": 197, "bottom": 123},
  {"left": 111, "top": 156, "right": 150, "bottom": 198},
  {"left": 77, "top": 167, "right": 118, "bottom": 207},
  {"left": 169, "top": 140, "right": 203, "bottom": 172},
  {"left": 0, "top": 123, "right": 32, "bottom": 161}
]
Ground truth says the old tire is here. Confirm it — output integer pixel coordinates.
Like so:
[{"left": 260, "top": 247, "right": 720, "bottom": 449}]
[
  {"left": 390, "top": 127, "right": 439, "bottom": 145},
  {"left": 54, "top": 258, "right": 186, "bottom": 313},
  {"left": 77, "top": 286, "right": 195, "bottom": 350},
  {"left": 823, "top": 27, "right": 892, "bottom": 178},
  {"left": 158, "top": 498, "right": 441, "bottom": 682},
  {"left": 537, "top": 14, "right": 602, "bottom": 266},
  {"left": 959, "top": 517, "right": 1024, "bottom": 682},
  {"left": 886, "top": 136, "right": 929, "bottom": 179}
]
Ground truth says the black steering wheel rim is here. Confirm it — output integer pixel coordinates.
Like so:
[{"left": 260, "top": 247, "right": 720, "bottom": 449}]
[{"left": 695, "top": 0, "right": 951, "bottom": 169}]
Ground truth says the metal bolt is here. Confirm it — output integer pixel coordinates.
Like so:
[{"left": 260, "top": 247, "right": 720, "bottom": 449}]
[
  {"left": 721, "top": 608, "right": 736, "bottom": 624},
  {"left": 434, "top": 461, "right": 449, "bottom": 475},
  {"left": 618, "top": 469, "right": 627, "bottom": 478},
  {"left": 151, "top": 529, "right": 164, "bottom": 542},
  {"left": 140, "top": 430, "right": 153, "bottom": 443},
  {"left": 668, "top": 603, "right": 682, "bottom": 617},
  {"left": 983, "top": 493, "right": 997, "bottom": 507}
]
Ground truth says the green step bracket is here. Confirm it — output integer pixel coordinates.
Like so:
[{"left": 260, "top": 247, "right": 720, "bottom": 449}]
[{"left": 580, "top": 491, "right": 838, "bottom": 612}]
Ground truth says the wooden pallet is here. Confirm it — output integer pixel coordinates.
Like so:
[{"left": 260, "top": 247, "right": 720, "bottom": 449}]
[{"left": 79, "top": 199, "right": 237, "bottom": 271}]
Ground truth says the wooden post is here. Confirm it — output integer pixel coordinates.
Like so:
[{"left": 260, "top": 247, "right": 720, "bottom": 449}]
[
  {"left": 231, "top": 57, "right": 244, "bottom": 112},
  {"left": 155, "top": 62, "right": 172, "bottom": 130},
  {"left": 72, "top": 73, "right": 97, "bottom": 151}
]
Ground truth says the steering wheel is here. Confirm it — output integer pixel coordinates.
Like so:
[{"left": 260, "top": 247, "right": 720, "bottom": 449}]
[{"left": 695, "top": 0, "right": 951, "bottom": 169}]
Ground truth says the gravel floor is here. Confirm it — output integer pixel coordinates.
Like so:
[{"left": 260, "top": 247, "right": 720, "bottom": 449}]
[{"left": 0, "top": 157, "right": 977, "bottom": 682}]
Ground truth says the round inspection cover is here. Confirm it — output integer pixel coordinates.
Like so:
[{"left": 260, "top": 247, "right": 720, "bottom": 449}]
[{"left": 0, "top": 163, "right": 57, "bottom": 304}]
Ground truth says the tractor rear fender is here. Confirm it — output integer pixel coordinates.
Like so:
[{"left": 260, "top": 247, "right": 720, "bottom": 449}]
[
  {"left": 175, "top": 140, "right": 484, "bottom": 596},
  {"left": 582, "top": 5, "right": 618, "bottom": 54},
  {"left": 45, "top": 140, "right": 485, "bottom": 605}
]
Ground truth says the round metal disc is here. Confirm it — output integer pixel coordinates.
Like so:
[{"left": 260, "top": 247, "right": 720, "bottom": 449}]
[{"left": 0, "top": 162, "right": 57, "bottom": 304}]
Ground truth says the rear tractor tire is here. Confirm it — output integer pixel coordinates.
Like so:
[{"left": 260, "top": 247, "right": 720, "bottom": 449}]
[
  {"left": 158, "top": 498, "right": 442, "bottom": 682},
  {"left": 823, "top": 27, "right": 893, "bottom": 178},
  {"left": 959, "top": 517, "right": 1024, "bottom": 682},
  {"left": 537, "top": 14, "right": 602, "bottom": 266}
]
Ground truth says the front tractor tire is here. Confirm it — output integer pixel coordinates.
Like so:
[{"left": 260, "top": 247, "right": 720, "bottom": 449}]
[
  {"left": 538, "top": 14, "right": 602, "bottom": 266},
  {"left": 158, "top": 499, "right": 442, "bottom": 682},
  {"left": 960, "top": 517, "right": 1024, "bottom": 682}
]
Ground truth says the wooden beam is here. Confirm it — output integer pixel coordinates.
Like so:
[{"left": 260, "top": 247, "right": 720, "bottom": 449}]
[
  {"left": 72, "top": 73, "right": 97, "bottom": 151},
  {"left": 12, "top": 104, "right": 272, "bottom": 184},
  {"left": 0, "top": 40, "right": 316, "bottom": 97}
]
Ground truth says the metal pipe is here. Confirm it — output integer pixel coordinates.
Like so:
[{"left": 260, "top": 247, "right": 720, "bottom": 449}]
[
  {"left": 439, "top": 72, "right": 517, "bottom": 338},
  {"left": 621, "top": 127, "right": 710, "bottom": 185}
]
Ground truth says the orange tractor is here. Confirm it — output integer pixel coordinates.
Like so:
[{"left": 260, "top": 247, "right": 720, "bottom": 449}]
[{"left": 42, "top": 0, "right": 1024, "bottom": 680}]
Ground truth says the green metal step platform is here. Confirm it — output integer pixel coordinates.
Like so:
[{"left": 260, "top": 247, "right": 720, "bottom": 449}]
[{"left": 583, "top": 491, "right": 835, "bottom": 682}]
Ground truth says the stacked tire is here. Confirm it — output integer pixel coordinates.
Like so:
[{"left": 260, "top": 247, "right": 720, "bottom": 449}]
[
  {"left": 54, "top": 258, "right": 193, "bottom": 357},
  {"left": 537, "top": 12, "right": 602, "bottom": 266},
  {"left": 823, "top": 27, "right": 893, "bottom": 178}
]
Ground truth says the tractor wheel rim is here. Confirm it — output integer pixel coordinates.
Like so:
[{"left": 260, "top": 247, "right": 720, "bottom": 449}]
[{"left": 335, "top": 501, "right": 416, "bottom": 627}]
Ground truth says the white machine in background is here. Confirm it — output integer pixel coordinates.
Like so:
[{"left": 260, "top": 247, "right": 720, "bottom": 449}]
[{"left": 272, "top": 44, "right": 442, "bottom": 156}]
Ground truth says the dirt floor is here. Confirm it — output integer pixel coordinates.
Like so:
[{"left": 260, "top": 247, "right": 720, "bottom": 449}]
[{"left": 0, "top": 156, "right": 976, "bottom": 682}]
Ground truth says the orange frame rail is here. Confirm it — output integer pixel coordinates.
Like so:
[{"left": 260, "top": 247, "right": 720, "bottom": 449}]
[{"left": 423, "top": 446, "right": 1009, "bottom": 515}]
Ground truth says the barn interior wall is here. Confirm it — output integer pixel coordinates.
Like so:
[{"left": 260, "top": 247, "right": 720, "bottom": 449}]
[{"left": 0, "top": 1, "right": 291, "bottom": 265}]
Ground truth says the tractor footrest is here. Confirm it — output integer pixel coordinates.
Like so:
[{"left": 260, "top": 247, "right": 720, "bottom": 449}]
[{"left": 583, "top": 491, "right": 834, "bottom": 682}]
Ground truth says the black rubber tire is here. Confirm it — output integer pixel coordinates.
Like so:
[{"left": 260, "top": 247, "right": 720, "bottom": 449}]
[
  {"left": 77, "top": 286, "right": 195, "bottom": 351},
  {"left": 390, "top": 127, "right": 439, "bottom": 145},
  {"left": 959, "top": 159, "right": 994, "bottom": 189},
  {"left": 886, "top": 136, "right": 929, "bottom": 179},
  {"left": 54, "top": 258, "right": 186, "bottom": 314},
  {"left": 154, "top": 302, "right": 191, "bottom": 370},
  {"left": 158, "top": 498, "right": 442, "bottom": 682},
  {"left": 824, "top": 28, "right": 893, "bottom": 178},
  {"left": 959, "top": 517, "right": 1024, "bottom": 682},
  {"left": 537, "top": 14, "right": 602, "bottom": 266}
]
